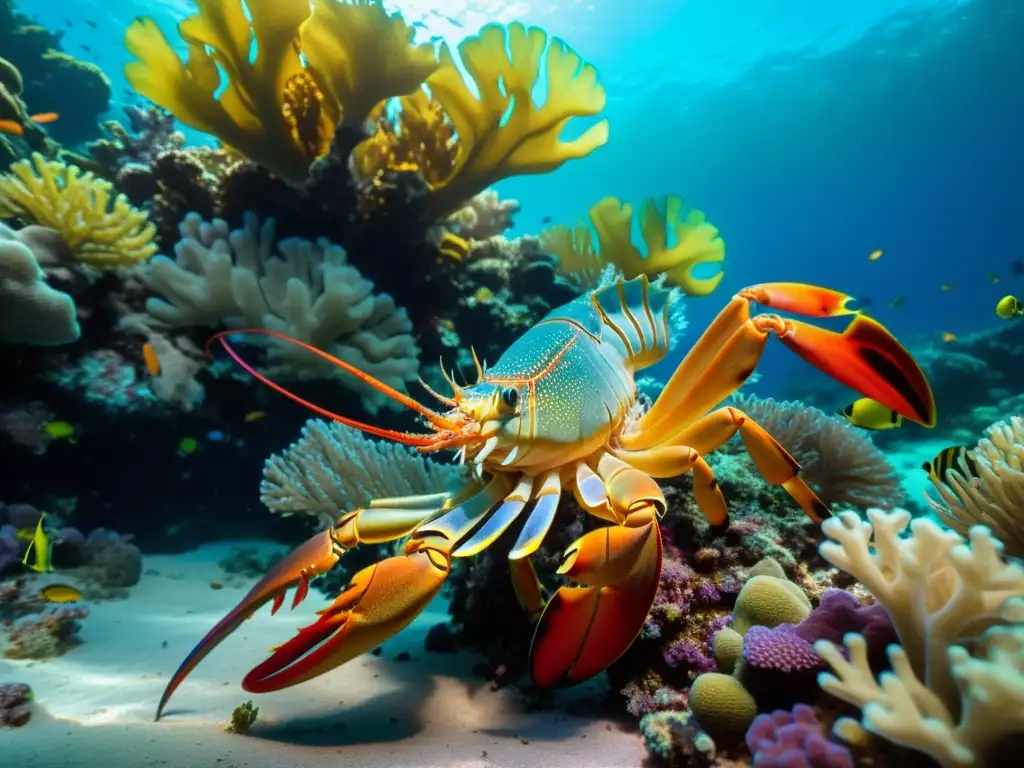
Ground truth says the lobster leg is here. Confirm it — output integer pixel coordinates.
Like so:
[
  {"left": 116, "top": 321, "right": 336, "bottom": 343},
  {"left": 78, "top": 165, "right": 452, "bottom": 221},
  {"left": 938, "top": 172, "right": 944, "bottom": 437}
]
[{"left": 530, "top": 458, "right": 664, "bottom": 687}]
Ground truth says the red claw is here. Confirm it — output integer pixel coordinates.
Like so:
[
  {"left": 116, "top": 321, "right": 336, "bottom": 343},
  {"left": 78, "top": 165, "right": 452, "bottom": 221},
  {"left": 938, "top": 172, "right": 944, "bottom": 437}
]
[{"left": 739, "top": 283, "right": 860, "bottom": 318}]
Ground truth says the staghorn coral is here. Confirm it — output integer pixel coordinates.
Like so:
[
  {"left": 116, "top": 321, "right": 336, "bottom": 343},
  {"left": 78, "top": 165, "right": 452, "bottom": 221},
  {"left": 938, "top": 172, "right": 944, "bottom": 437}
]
[
  {"left": 0, "top": 221, "right": 78, "bottom": 345},
  {"left": 542, "top": 196, "right": 725, "bottom": 296},
  {"left": 728, "top": 394, "right": 903, "bottom": 510},
  {"left": 261, "top": 418, "right": 463, "bottom": 526},
  {"left": 124, "top": 0, "right": 435, "bottom": 182},
  {"left": 0, "top": 153, "right": 157, "bottom": 267},
  {"left": 926, "top": 416, "right": 1024, "bottom": 558},
  {"left": 425, "top": 22, "right": 608, "bottom": 216},
  {"left": 815, "top": 508, "right": 1024, "bottom": 767},
  {"left": 145, "top": 212, "right": 421, "bottom": 413}
]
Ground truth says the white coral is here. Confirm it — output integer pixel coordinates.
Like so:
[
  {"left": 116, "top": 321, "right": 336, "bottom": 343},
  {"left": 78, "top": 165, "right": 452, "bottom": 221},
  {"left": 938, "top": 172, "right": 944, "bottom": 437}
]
[
  {"left": 925, "top": 416, "right": 1024, "bottom": 558},
  {"left": 261, "top": 419, "right": 464, "bottom": 527},
  {"left": 816, "top": 508, "right": 1024, "bottom": 766},
  {"left": 144, "top": 213, "right": 420, "bottom": 414}
]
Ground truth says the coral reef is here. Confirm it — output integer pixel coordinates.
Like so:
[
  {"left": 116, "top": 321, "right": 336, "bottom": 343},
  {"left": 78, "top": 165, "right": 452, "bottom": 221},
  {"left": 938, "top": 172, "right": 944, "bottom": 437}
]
[
  {"left": 0, "top": 154, "right": 157, "bottom": 267},
  {"left": 2, "top": 604, "right": 88, "bottom": 659},
  {"left": 0, "top": 681, "right": 32, "bottom": 727},
  {"left": 541, "top": 196, "right": 725, "bottom": 295},
  {"left": 144, "top": 212, "right": 420, "bottom": 412},
  {"left": 746, "top": 704, "right": 854, "bottom": 768}
]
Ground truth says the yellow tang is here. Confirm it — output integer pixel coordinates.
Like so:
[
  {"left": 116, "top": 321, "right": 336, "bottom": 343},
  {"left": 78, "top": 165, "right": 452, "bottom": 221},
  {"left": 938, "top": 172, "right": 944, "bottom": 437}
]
[
  {"left": 838, "top": 397, "right": 904, "bottom": 431},
  {"left": 922, "top": 445, "right": 977, "bottom": 484},
  {"left": 40, "top": 584, "right": 83, "bottom": 603}
]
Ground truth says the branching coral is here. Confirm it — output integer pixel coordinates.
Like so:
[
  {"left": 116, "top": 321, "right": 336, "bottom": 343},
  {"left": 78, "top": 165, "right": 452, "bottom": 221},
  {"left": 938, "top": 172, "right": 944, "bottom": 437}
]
[
  {"left": 144, "top": 212, "right": 421, "bottom": 413},
  {"left": 815, "top": 508, "right": 1024, "bottom": 767},
  {"left": 541, "top": 196, "right": 725, "bottom": 296},
  {"left": 261, "top": 418, "right": 463, "bottom": 526},
  {"left": 124, "top": 0, "right": 435, "bottom": 181},
  {"left": 425, "top": 22, "right": 608, "bottom": 216},
  {"left": 728, "top": 394, "right": 903, "bottom": 510},
  {"left": 0, "top": 153, "right": 157, "bottom": 267},
  {"left": 926, "top": 416, "right": 1024, "bottom": 558}
]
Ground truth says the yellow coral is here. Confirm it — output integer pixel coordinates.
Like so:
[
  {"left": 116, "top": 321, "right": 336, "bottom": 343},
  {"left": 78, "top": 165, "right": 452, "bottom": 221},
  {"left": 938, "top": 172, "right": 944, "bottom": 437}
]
[
  {"left": 0, "top": 153, "right": 157, "bottom": 268},
  {"left": 731, "top": 574, "right": 812, "bottom": 636},
  {"left": 425, "top": 22, "right": 608, "bottom": 216},
  {"left": 542, "top": 196, "right": 726, "bottom": 296},
  {"left": 124, "top": 0, "right": 434, "bottom": 181},
  {"left": 688, "top": 672, "right": 757, "bottom": 739}
]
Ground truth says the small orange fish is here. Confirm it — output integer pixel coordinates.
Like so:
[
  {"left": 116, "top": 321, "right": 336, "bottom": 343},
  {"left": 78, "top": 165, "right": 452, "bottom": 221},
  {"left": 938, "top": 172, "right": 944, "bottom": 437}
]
[
  {"left": 868, "top": 249, "right": 883, "bottom": 261},
  {"left": 142, "top": 343, "right": 161, "bottom": 376},
  {"left": 941, "top": 332, "right": 957, "bottom": 343},
  {"left": 244, "top": 410, "right": 266, "bottom": 423},
  {"left": 0, "top": 112, "right": 60, "bottom": 137}
]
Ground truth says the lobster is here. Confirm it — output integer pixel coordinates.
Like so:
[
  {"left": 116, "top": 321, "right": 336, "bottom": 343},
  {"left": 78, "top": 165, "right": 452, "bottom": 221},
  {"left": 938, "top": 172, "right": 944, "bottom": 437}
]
[{"left": 155, "top": 276, "right": 935, "bottom": 719}]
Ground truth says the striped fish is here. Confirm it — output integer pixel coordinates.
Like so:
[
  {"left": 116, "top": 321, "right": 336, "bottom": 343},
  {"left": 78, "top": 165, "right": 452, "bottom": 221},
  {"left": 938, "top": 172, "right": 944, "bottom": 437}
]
[{"left": 922, "top": 445, "right": 977, "bottom": 484}]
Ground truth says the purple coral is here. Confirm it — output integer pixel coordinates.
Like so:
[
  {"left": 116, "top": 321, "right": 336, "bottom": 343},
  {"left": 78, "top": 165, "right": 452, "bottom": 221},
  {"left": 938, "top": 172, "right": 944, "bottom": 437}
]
[
  {"left": 746, "top": 704, "right": 854, "bottom": 768},
  {"left": 793, "top": 589, "right": 897, "bottom": 672},
  {"left": 743, "top": 625, "right": 823, "bottom": 673},
  {"left": 0, "top": 682, "right": 33, "bottom": 727}
]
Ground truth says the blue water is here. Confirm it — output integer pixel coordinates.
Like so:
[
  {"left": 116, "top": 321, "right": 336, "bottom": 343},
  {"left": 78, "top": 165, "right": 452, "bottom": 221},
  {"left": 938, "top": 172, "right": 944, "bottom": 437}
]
[{"left": 22, "top": 0, "right": 1022, "bottom": 392}]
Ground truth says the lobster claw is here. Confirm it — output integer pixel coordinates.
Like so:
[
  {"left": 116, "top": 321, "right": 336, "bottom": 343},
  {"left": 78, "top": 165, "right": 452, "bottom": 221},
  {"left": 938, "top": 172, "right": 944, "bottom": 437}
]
[{"left": 155, "top": 528, "right": 339, "bottom": 720}]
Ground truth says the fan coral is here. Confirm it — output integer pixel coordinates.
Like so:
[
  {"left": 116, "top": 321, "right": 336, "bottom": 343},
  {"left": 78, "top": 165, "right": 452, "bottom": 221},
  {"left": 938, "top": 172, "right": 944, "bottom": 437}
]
[
  {"left": 541, "top": 196, "right": 724, "bottom": 296},
  {"left": 425, "top": 22, "right": 608, "bottom": 216},
  {"left": 124, "top": 0, "right": 435, "bottom": 181},
  {"left": 261, "top": 418, "right": 463, "bottom": 526},
  {"left": 144, "top": 212, "right": 421, "bottom": 413},
  {"left": 0, "top": 153, "right": 157, "bottom": 267},
  {"left": 0, "top": 222, "right": 79, "bottom": 345},
  {"left": 815, "top": 508, "right": 1024, "bottom": 767},
  {"left": 926, "top": 416, "right": 1024, "bottom": 558},
  {"left": 746, "top": 704, "right": 855, "bottom": 768},
  {"left": 729, "top": 394, "right": 903, "bottom": 509}
]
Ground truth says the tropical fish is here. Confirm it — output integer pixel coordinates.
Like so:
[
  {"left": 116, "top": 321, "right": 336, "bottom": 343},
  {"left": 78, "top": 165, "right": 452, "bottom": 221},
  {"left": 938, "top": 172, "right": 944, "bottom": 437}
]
[
  {"left": 43, "top": 420, "right": 76, "bottom": 442},
  {"left": 142, "top": 343, "right": 161, "bottom": 376},
  {"left": 995, "top": 295, "right": 1024, "bottom": 319},
  {"left": 541, "top": 216, "right": 552, "bottom": 225},
  {"left": 838, "top": 398, "right": 904, "bottom": 430},
  {"left": 438, "top": 232, "right": 469, "bottom": 262},
  {"left": 922, "top": 446, "right": 977, "bottom": 484},
  {"left": 941, "top": 332, "right": 957, "bottom": 343},
  {"left": 40, "top": 584, "right": 83, "bottom": 603},
  {"left": 987, "top": 272, "right": 1001, "bottom": 284},
  {"left": 0, "top": 112, "right": 59, "bottom": 137},
  {"left": 1013, "top": 260, "right": 1024, "bottom": 276},
  {"left": 178, "top": 437, "right": 198, "bottom": 455},
  {"left": 244, "top": 411, "right": 266, "bottom": 423},
  {"left": 887, "top": 297, "right": 905, "bottom": 309},
  {"left": 21, "top": 514, "right": 53, "bottom": 573},
  {"left": 868, "top": 249, "right": 883, "bottom": 261},
  {"left": 85, "top": 20, "right": 98, "bottom": 29},
  {"left": 473, "top": 287, "right": 494, "bottom": 304},
  {"left": 206, "top": 430, "right": 226, "bottom": 442},
  {"left": 939, "top": 283, "right": 954, "bottom": 292}
]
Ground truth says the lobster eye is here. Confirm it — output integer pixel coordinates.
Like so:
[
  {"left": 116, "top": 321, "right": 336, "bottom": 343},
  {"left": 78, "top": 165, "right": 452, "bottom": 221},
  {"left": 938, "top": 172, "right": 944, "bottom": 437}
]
[{"left": 500, "top": 387, "right": 519, "bottom": 409}]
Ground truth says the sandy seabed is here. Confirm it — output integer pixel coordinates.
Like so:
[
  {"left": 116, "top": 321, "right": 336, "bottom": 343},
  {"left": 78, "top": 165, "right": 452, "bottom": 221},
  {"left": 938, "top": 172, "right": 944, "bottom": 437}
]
[{"left": 0, "top": 542, "right": 647, "bottom": 768}]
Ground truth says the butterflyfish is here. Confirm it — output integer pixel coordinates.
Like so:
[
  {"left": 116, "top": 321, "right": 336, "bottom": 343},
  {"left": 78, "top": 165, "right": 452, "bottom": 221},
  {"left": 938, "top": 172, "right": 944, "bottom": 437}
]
[
  {"left": 21, "top": 514, "right": 53, "bottom": 573},
  {"left": 838, "top": 398, "right": 904, "bottom": 431}
]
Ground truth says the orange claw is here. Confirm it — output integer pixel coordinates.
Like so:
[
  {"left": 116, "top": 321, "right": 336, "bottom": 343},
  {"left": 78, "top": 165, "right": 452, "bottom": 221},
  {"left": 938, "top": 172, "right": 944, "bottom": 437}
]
[
  {"left": 739, "top": 283, "right": 860, "bottom": 318},
  {"left": 154, "top": 529, "right": 339, "bottom": 720},
  {"left": 778, "top": 314, "right": 937, "bottom": 427}
]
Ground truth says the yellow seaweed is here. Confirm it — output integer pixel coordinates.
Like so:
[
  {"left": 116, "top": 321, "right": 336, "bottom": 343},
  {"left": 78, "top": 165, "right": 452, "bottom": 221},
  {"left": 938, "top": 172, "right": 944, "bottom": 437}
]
[
  {"left": 542, "top": 196, "right": 725, "bottom": 296},
  {"left": 0, "top": 153, "right": 157, "bottom": 268}
]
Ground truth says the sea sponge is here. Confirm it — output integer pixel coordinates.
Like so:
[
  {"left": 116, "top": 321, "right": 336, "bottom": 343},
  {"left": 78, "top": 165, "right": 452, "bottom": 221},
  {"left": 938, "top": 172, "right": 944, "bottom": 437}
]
[
  {"left": 0, "top": 222, "right": 79, "bottom": 345},
  {"left": 426, "top": 22, "right": 608, "bottom": 216},
  {"left": 542, "top": 196, "right": 724, "bottom": 295},
  {"left": 688, "top": 671, "right": 757, "bottom": 739},
  {"left": 125, "top": 0, "right": 434, "bottom": 181},
  {"left": 732, "top": 574, "right": 812, "bottom": 636},
  {"left": 926, "top": 416, "right": 1024, "bottom": 558},
  {"left": 0, "top": 153, "right": 157, "bottom": 267}
]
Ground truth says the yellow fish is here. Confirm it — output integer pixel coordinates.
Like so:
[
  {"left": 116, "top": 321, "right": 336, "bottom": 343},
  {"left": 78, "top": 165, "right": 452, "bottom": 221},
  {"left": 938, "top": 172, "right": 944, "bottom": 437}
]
[
  {"left": 438, "top": 233, "right": 469, "bottom": 262},
  {"left": 244, "top": 411, "right": 266, "bottom": 423},
  {"left": 39, "top": 584, "right": 83, "bottom": 603},
  {"left": 43, "top": 420, "right": 76, "bottom": 442},
  {"left": 939, "top": 283, "right": 954, "bottom": 292},
  {"left": 868, "top": 249, "right": 883, "bottom": 261},
  {"left": 838, "top": 398, "right": 904, "bottom": 431},
  {"left": 922, "top": 446, "right": 976, "bottom": 484},
  {"left": 473, "top": 287, "right": 494, "bottom": 304},
  {"left": 996, "top": 295, "right": 1024, "bottom": 319},
  {"left": 21, "top": 513, "right": 53, "bottom": 573},
  {"left": 941, "top": 332, "right": 957, "bottom": 343}
]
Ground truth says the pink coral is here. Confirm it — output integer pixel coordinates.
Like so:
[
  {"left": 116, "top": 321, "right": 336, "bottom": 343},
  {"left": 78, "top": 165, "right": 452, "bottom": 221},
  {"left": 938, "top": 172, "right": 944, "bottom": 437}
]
[
  {"left": 746, "top": 704, "right": 854, "bottom": 768},
  {"left": 743, "top": 625, "right": 822, "bottom": 673}
]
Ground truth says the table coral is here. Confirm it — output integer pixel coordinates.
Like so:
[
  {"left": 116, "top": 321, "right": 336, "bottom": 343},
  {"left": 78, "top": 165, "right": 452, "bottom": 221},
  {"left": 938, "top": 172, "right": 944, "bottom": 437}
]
[
  {"left": 815, "top": 508, "right": 1024, "bottom": 766},
  {"left": 0, "top": 153, "right": 157, "bottom": 267},
  {"left": 426, "top": 22, "right": 609, "bottom": 216},
  {"left": 926, "top": 416, "right": 1024, "bottom": 558},
  {"left": 125, "top": 0, "right": 435, "bottom": 182},
  {"left": 144, "top": 212, "right": 421, "bottom": 414},
  {"left": 542, "top": 195, "right": 725, "bottom": 296}
]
